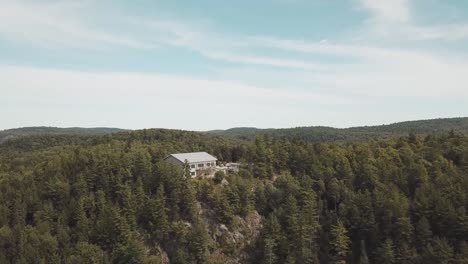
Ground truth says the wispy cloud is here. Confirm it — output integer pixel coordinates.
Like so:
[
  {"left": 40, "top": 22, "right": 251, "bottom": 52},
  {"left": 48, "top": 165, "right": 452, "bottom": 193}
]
[
  {"left": 1, "top": 0, "right": 467, "bottom": 65},
  {"left": 1, "top": 65, "right": 348, "bottom": 105},
  {"left": 357, "top": 0, "right": 468, "bottom": 42},
  {"left": 359, "top": 0, "right": 411, "bottom": 23},
  {"left": 1, "top": 0, "right": 468, "bottom": 129},
  {"left": 0, "top": 0, "right": 154, "bottom": 49},
  {"left": 0, "top": 65, "right": 350, "bottom": 130},
  {"left": 1, "top": 0, "right": 468, "bottom": 97}
]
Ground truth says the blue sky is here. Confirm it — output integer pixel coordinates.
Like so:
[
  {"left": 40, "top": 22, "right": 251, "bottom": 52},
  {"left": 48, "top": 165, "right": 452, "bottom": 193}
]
[{"left": 1, "top": 0, "right": 468, "bottom": 130}]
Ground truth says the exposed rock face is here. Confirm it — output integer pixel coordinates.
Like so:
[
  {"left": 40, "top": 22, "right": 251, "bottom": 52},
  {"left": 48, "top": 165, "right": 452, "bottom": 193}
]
[{"left": 199, "top": 202, "right": 263, "bottom": 263}]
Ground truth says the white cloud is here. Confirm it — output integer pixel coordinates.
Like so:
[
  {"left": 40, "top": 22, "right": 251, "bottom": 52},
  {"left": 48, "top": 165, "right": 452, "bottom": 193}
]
[
  {"left": 2, "top": 0, "right": 468, "bottom": 67},
  {"left": 0, "top": 1, "right": 338, "bottom": 71},
  {"left": 1, "top": 0, "right": 468, "bottom": 130},
  {"left": 403, "top": 24, "right": 468, "bottom": 41},
  {"left": 212, "top": 50, "right": 468, "bottom": 98},
  {"left": 357, "top": 0, "right": 468, "bottom": 42},
  {"left": 359, "top": 0, "right": 410, "bottom": 23},
  {"left": 0, "top": 65, "right": 347, "bottom": 106},
  {"left": 4, "top": 64, "right": 465, "bottom": 130},
  {"left": 0, "top": 0, "right": 154, "bottom": 49},
  {"left": 0, "top": 65, "right": 353, "bottom": 130}
]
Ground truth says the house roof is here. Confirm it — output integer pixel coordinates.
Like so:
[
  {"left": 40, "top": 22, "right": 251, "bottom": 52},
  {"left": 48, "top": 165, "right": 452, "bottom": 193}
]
[{"left": 166, "top": 152, "right": 217, "bottom": 163}]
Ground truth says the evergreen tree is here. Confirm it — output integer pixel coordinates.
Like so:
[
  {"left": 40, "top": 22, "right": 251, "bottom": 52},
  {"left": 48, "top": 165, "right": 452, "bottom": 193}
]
[
  {"left": 415, "top": 216, "right": 432, "bottom": 248},
  {"left": 430, "top": 237, "right": 454, "bottom": 264},
  {"left": 188, "top": 223, "right": 208, "bottom": 264},
  {"left": 1, "top": 129, "right": 468, "bottom": 263},
  {"left": 329, "top": 221, "right": 351, "bottom": 264},
  {"left": 375, "top": 239, "right": 395, "bottom": 264},
  {"left": 68, "top": 242, "right": 107, "bottom": 264},
  {"left": 298, "top": 190, "right": 320, "bottom": 263},
  {"left": 144, "top": 186, "right": 169, "bottom": 241},
  {"left": 263, "top": 236, "right": 278, "bottom": 264}
]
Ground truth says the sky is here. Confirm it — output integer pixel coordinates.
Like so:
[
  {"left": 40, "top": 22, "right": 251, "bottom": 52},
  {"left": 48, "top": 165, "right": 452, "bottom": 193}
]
[{"left": 1, "top": 0, "right": 468, "bottom": 131}]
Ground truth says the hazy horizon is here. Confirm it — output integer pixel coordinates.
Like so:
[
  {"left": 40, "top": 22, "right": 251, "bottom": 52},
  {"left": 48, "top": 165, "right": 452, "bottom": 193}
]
[
  {"left": 1, "top": 116, "right": 467, "bottom": 132},
  {"left": 2, "top": 0, "right": 468, "bottom": 130}
]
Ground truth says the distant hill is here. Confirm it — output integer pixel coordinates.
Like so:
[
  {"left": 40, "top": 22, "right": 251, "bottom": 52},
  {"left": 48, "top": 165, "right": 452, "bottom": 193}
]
[
  {"left": 0, "top": 126, "right": 127, "bottom": 143},
  {"left": 207, "top": 117, "right": 468, "bottom": 142},
  {"left": 3, "top": 117, "right": 468, "bottom": 145}
]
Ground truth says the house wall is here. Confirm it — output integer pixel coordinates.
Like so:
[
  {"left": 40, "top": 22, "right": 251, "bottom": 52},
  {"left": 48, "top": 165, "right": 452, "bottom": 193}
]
[
  {"left": 164, "top": 155, "right": 184, "bottom": 167},
  {"left": 164, "top": 155, "right": 217, "bottom": 177},
  {"left": 188, "top": 160, "right": 217, "bottom": 177}
]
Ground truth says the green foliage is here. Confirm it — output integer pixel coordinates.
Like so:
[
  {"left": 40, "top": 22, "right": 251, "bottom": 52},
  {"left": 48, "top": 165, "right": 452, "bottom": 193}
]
[
  {"left": 0, "top": 128, "right": 468, "bottom": 263},
  {"left": 213, "top": 171, "right": 225, "bottom": 184},
  {"left": 376, "top": 239, "right": 395, "bottom": 264},
  {"left": 208, "top": 117, "right": 468, "bottom": 142},
  {"left": 68, "top": 242, "right": 107, "bottom": 264},
  {"left": 329, "top": 221, "right": 351, "bottom": 264}
]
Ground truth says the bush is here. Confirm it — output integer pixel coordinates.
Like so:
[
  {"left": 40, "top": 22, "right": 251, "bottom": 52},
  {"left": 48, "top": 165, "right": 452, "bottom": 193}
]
[{"left": 213, "top": 171, "right": 225, "bottom": 184}]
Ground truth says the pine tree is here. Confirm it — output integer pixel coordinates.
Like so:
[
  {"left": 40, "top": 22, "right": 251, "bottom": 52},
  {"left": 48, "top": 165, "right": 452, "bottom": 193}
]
[
  {"left": 263, "top": 236, "right": 278, "bottom": 264},
  {"left": 188, "top": 223, "right": 208, "bottom": 264},
  {"left": 416, "top": 216, "right": 432, "bottom": 248},
  {"left": 394, "top": 217, "right": 414, "bottom": 245},
  {"left": 133, "top": 176, "right": 146, "bottom": 223},
  {"left": 283, "top": 194, "right": 300, "bottom": 260},
  {"left": 395, "top": 242, "right": 418, "bottom": 264},
  {"left": 145, "top": 185, "right": 169, "bottom": 241},
  {"left": 179, "top": 175, "right": 197, "bottom": 222},
  {"left": 376, "top": 239, "right": 395, "bottom": 264},
  {"left": 430, "top": 237, "right": 454, "bottom": 264},
  {"left": 329, "top": 221, "right": 351, "bottom": 264},
  {"left": 111, "top": 238, "right": 147, "bottom": 264},
  {"left": 298, "top": 190, "right": 320, "bottom": 263},
  {"left": 68, "top": 242, "right": 107, "bottom": 264}
]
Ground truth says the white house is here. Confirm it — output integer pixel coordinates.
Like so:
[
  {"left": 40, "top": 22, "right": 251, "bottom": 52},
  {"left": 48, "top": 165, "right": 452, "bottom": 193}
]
[{"left": 164, "top": 152, "right": 218, "bottom": 177}]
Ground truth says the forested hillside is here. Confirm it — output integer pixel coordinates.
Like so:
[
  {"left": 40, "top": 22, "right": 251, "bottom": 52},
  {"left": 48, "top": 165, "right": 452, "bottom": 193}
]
[
  {"left": 208, "top": 117, "right": 468, "bottom": 142},
  {"left": 0, "top": 127, "right": 126, "bottom": 143},
  {"left": 0, "top": 129, "right": 467, "bottom": 263}
]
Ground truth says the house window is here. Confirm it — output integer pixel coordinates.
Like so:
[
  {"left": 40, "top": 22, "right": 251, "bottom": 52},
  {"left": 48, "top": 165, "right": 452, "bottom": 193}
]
[
  {"left": 206, "top": 163, "right": 211, "bottom": 167},
  {"left": 198, "top": 164, "right": 204, "bottom": 168},
  {"left": 190, "top": 171, "right": 195, "bottom": 176},
  {"left": 211, "top": 162, "right": 215, "bottom": 166},
  {"left": 190, "top": 164, "right": 195, "bottom": 169}
]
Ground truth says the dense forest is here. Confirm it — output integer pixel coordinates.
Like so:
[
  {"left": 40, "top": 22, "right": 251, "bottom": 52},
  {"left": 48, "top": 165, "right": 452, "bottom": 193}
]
[
  {"left": 3, "top": 117, "right": 468, "bottom": 145},
  {"left": 0, "top": 127, "right": 126, "bottom": 144},
  {"left": 208, "top": 117, "right": 468, "bottom": 142},
  {"left": 0, "top": 128, "right": 467, "bottom": 263}
]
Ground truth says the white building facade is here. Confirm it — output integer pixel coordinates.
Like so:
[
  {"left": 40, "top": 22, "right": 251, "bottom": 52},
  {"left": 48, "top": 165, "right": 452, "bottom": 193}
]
[{"left": 164, "top": 152, "right": 218, "bottom": 177}]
